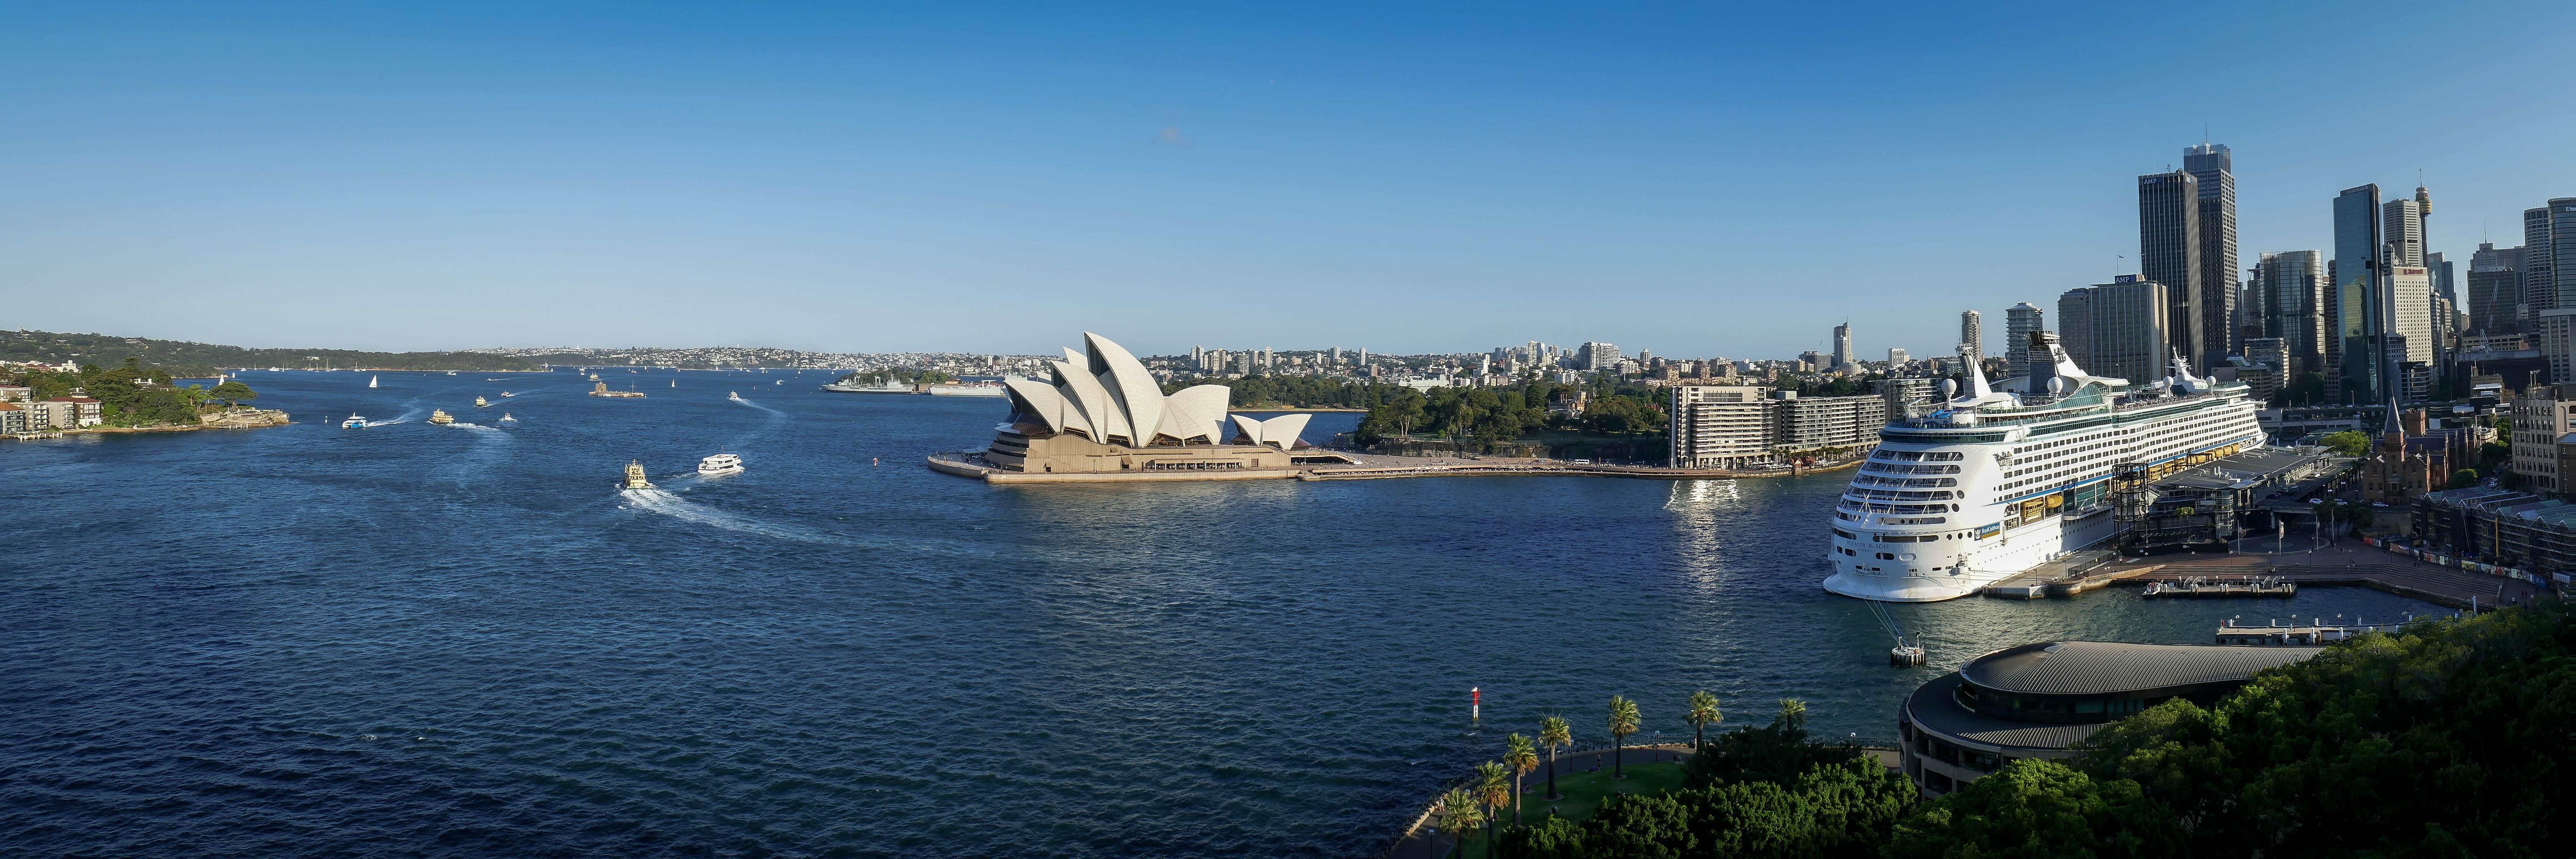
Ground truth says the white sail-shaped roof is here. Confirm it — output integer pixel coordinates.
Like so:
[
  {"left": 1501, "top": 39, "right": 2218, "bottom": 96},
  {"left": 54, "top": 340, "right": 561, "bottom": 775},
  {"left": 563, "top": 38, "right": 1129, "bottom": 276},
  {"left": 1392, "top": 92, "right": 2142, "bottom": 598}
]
[
  {"left": 1160, "top": 384, "right": 1231, "bottom": 444},
  {"left": 1228, "top": 412, "right": 1311, "bottom": 450},
  {"left": 1007, "top": 332, "right": 1248, "bottom": 448},
  {"left": 1004, "top": 377, "right": 1084, "bottom": 435},
  {"left": 1048, "top": 358, "right": 1120, "bottom": 441},
  {"left": 1085, "top": 333, "right": 1163, "bottom": 447}
]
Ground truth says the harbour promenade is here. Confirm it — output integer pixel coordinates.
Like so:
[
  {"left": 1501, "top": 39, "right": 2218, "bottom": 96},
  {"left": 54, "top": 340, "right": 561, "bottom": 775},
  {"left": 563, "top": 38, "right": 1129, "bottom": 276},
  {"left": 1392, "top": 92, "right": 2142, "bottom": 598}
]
[{"left": 927, "top": 449, "right": 1862, "bottom": 484}]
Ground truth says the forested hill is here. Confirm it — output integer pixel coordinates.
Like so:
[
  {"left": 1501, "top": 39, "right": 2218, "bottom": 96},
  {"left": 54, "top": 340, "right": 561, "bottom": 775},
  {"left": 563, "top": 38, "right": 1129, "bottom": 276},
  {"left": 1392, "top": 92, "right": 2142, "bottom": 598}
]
[{"left": 1, "top": 330, "right": 544, "bottom": 375}]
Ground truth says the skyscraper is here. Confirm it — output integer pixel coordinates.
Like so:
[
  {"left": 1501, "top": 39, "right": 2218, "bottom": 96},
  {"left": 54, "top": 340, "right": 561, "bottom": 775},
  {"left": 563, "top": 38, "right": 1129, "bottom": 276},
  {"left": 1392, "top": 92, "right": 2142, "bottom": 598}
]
[
  {"left": 2004, "top": 302, "right": 2044, "bottom": 353},
  {"left": 1831, "top": 323, "right": 1853, "bottom": 368},
  {"left": 2058, "top": 276, "right": 2168, "bottom": 385},
  {"left": 2184, "top": 143, "right": 2238, "bottom": 361},
  {"left": 2331, "top": 185, "right": 2384, "bottom": 403},
  {"left": 2469, "top": 242, "right": 2527, "bottom": 335},
  {"left": 2383, "top": 197, "right": 2425, "bottom": 266},
  {"left": 2553, "top": 199, "right": 2576, "bottom": 311},
  {"left": 2138, "top": 170, "right": 2204, "bottom": 370},
  {"left": 2528, "top": 205, "right": 2559, "bottom": 323},
  {"left": 2255, "top": 251, "right": 2325, "bottom": 374},
  {"left": 1960, "top": 310, "right": 1983, "bottom": 361}
]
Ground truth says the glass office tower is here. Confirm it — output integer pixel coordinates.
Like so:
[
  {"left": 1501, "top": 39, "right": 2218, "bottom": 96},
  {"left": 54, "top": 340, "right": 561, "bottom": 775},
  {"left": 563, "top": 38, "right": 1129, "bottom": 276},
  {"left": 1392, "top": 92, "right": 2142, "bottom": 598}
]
[{"left": 2333, "top": 185, "right": 2382, "bottom": 403}]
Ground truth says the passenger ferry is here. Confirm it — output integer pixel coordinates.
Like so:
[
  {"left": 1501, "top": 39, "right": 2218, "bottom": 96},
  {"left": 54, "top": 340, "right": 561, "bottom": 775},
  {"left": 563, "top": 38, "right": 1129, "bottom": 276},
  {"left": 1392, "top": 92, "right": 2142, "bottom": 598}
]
[
  {"left": 697, "top": 453, "right": 744, "bottom": 475},
  {"left": 428, "top": 409, "right": 455, "bottom": 425},
  {"left": 1822, "top": 335, "right": 2262, "bottom": 602},
  {"left": 342, "top": 413, "right": 369, "bottom": 429}
]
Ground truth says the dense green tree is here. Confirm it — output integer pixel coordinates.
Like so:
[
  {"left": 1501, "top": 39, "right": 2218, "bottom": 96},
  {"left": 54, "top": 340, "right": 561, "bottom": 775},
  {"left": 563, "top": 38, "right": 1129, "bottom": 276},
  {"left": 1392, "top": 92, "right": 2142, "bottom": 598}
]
[
  {"left": 1885, "top": 758, "right": 2174, "bottom": 859},
  {"left": 1493, "top": 757, "right": 1913, "bottom": 859},
  {"left": 2449, "top": 468, "right": 2480, "bottom": 489},
  {"left": 210, "top": 380, "right": 258, "bottom": 407},
  {"left": 2317, "top": 430, "right": 2371, "bottom": 457},
  {"left": 1682, "top": 699, "right": 1859, "bottom": 791}
]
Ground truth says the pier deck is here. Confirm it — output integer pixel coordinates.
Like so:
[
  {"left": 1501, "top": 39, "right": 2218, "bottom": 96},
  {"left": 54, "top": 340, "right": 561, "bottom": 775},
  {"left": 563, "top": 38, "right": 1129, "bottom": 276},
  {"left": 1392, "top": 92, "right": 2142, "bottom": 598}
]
[{"left": 1976, "top": 543, "right": 2546, "bottom": 611}]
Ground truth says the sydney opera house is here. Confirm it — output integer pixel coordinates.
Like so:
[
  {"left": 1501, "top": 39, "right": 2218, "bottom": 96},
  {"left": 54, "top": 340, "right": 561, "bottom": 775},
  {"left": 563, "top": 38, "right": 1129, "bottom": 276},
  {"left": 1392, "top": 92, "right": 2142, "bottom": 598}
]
[{"left": 966, "top": 332, "right": 1311, "bottom": 476}]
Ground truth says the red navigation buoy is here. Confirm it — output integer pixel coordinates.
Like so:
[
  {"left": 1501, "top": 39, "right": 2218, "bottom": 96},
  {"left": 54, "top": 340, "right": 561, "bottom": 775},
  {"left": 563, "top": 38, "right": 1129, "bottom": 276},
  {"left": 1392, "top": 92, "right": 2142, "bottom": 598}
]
[{"left": 1471, "top": 686, "right": 1480, "bottom": 720}]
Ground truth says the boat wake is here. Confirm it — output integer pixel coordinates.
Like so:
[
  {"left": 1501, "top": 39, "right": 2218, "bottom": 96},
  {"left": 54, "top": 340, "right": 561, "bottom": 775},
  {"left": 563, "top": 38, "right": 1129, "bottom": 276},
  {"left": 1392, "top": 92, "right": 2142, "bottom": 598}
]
[
  {"left": 617, "top": 487, "right": 839, "bottom": 544},
  {"left": 728, "top": 397, "right": 789, "bottom": 448}
]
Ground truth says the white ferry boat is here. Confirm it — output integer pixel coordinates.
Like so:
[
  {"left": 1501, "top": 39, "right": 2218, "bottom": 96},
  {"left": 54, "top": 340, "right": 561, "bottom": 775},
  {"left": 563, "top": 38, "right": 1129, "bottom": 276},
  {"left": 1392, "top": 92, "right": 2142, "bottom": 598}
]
[
  {"left": 1822, "top": 336, "right": 2262, "bottom": 602},
  {"left": 342, "top": 413, "right": 369, "bottom": 429},
  {"left": 697, "top": 453, "right": 744, "bottom": 476}
]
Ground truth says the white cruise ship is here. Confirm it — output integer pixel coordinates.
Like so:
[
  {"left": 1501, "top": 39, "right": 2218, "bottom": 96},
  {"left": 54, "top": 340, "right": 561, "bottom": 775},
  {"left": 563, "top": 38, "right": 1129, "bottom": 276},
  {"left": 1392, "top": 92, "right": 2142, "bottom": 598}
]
[{"left": 1822, "top": 336, "right": 2262, "bottom": 602}]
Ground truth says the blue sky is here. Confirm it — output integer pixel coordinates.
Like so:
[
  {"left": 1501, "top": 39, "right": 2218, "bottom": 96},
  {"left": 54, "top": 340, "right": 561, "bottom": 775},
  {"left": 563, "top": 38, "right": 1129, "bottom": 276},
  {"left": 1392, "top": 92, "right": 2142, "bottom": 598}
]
[{"left": 5, "top": 2, "right": 2571, "bottom": 359}]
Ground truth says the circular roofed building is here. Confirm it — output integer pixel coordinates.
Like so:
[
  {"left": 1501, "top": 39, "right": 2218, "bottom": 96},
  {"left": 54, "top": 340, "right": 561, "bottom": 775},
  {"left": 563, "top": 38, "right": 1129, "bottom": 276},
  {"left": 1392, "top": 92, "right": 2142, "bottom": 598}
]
[{"left": 1897, "top": 641, "right": 2319, "bottom": 797}]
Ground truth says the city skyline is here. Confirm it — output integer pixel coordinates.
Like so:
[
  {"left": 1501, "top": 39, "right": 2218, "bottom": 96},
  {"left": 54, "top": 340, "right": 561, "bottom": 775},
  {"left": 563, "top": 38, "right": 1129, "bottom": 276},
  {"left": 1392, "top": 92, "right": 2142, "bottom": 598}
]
[{"left": 6, "top": 3, "right": 2574, "bottom": 359}]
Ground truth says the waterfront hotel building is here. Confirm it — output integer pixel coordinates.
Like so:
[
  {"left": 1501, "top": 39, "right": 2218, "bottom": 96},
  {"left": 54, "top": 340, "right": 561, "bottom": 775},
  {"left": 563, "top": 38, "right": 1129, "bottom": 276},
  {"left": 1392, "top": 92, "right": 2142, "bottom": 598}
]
[{"left": 1667, "top": 386, "right": 1886, "bottom": 470}]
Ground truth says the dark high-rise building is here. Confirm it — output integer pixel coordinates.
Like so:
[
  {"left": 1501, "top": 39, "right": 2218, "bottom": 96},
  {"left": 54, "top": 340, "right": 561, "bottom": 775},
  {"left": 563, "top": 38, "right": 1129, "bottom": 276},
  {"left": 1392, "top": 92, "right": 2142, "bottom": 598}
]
[
  {"left": 2529, "top": 205, "right": 2559, "bottom": 323},
  {"left": 2184, "top": 144, "right": 2237, "bottom": 361},
  {"left": 2331, "top": 185, "right": 2383, "bottom": 403},
  {"left": 2552, "top": 199, "right": 2576, "bottom": 311},
  {"left": 2139, "top": 170, "right": 2204, "bottom": 370},
  {"left": 2468, "top": 242, "right": 2527, "bottom": 336},
  {"left": 2255, "top": 250, "right": 2325, "bottom": 374}
]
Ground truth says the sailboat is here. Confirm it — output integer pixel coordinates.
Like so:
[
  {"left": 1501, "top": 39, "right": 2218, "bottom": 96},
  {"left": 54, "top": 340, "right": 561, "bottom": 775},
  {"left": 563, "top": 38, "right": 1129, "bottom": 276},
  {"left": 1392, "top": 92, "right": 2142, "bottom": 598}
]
[
  {"left": 670, "top": 378, "right": 676, "bottom": 388},
  {"left": 369, "top": 375, "right": 378, "bottom": 388}
]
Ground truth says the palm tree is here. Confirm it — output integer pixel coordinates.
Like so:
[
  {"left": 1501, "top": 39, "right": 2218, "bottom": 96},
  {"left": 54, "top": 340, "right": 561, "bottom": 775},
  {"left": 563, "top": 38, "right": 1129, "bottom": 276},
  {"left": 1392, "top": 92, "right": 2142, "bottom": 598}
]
[
  {"left": 1502, "top": 733, "right": 1539, "bottom": 825},
  {"left": 1685, "top": 691, "right": 1722, "bottom": 750},
  {"left": 1776, "top": 698, "right": 1808, "bottom": 731},
  {"left": 1437, "top": 787, "right": 1485, "bottom": 857},
  {"left": 1538, "top": 716, "right": 1572, "bottom": 801},
  {"left": 1606, "top": 695, "right": 1641, "bottom": 780},
  {"left": 1476, "top": 761, "right": 1510, "bottom": 855}
]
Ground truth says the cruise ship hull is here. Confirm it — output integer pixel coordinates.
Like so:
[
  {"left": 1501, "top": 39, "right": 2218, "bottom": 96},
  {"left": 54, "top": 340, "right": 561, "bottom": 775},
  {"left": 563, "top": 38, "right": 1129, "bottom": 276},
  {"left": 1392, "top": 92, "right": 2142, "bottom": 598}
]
[{"left": 1822, "top": 509, "right": 2122, "bottom": 601}]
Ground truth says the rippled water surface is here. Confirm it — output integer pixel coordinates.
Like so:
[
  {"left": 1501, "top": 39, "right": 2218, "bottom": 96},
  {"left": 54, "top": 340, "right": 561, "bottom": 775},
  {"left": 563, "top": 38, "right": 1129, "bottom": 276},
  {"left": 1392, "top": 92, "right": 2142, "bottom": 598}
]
[{"left": 2, "top": 370, "right": 2438, "bottom": 857}]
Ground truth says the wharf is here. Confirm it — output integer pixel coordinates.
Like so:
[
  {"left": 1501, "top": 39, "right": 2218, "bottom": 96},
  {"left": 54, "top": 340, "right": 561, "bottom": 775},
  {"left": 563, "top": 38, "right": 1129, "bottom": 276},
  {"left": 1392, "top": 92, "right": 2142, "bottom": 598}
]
[
  {"left": 2214, "top": 617, "right": 2431, "bottom": 645},
  {"left": 2142, "top": 575, "right": 2296, "bottom": 598},
  {"left": 1977, "top": 543, "right": 2546, "bottom": 611}
]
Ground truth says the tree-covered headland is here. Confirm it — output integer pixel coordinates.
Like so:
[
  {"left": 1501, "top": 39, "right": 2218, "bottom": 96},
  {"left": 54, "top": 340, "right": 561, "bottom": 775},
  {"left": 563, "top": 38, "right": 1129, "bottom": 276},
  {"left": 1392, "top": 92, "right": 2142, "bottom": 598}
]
[{"left": 6, "top": 356, "right": 261, "bottom": 428}]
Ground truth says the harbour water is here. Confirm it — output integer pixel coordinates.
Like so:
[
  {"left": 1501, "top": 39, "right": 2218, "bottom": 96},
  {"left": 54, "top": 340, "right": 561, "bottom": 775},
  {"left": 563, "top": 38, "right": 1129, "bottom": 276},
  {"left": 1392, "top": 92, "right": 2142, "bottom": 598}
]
[{"left": 2, "top": 370, "right": 2439, "bottom": 856}]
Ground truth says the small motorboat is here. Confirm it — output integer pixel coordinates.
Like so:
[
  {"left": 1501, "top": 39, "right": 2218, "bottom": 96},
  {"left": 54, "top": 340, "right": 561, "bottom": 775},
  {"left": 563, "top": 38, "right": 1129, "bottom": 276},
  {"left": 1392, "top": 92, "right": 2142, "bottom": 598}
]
[
  {"left": 446, "top": 371, "right": 458, "bottom": 376},
  {"left": 622, "top": 460, "right": 653, "bottom": 489},
  {"left": 342, "top": 413, "right": 369, "bottom": 429},
  {"left": 501, "top": 391, "right": 514, "bottom": 397},
  {"left": 729, "top": 391, "right": 742, "bottom": 401},
  {"left": 429, "top": 409, "right": 454, "bottom": 425},
  {"left": 498, "top": 413, "right": 517, "bottom": 424},
  {"left": 698, "top": 453, "right": 744, "bottom": 476}
]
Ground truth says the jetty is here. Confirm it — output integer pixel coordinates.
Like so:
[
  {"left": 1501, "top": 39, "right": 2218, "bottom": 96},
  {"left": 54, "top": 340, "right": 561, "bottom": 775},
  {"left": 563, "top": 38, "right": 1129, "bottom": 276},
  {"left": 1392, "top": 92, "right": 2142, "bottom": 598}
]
[
  {"left": 2214, "top": 616, "right": 2442, "bottom": 646},
  {"left": 2142, "top": 575, "right": 2296, "bottom": 598},
  {"left": 1977, "top": 543, "right": 2545, "bottom": 612}
]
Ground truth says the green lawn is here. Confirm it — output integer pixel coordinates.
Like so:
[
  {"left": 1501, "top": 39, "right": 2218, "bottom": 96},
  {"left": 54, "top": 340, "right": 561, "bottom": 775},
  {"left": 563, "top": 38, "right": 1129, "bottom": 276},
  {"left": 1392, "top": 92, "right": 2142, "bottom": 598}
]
[{"left": 1510, "top": 760, "right": 1687, "bottom": 827}]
